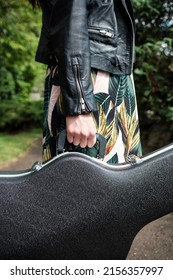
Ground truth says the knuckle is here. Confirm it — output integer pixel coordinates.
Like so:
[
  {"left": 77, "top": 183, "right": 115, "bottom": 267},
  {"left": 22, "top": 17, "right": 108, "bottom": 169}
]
[
  {"left": 75, "top": 131, "right": 80, "bottom": 137},
  {"left": 67, "top": 128, "right": 74, "bottom": 136},
  {"left": 89, "top": 131, "right": 96, "bottom": 138},
  {"left": 81, "top": 131, "right": 88, "bottom": 139}
]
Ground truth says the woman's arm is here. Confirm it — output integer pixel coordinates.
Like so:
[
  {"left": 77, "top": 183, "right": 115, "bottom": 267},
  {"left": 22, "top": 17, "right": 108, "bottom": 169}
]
[{"left": 49, "top": 0, "right": 97, "bottom": 147}]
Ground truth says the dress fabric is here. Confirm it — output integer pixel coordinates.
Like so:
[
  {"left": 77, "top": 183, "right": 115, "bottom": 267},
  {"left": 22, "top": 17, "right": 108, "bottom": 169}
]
[{"left": 42, "top": 67, "right": 142, "bottom": 164}]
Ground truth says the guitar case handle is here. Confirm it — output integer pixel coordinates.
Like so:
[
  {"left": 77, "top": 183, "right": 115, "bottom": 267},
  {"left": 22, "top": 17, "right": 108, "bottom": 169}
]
[{"left": 57, "top": 129, "right": 107, "bottom": 159}]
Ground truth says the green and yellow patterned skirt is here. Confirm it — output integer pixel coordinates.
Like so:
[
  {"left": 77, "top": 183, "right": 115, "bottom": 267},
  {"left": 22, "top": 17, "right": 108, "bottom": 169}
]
[{"left": 42, "top": 68, "right": 142, "bottom": 164}]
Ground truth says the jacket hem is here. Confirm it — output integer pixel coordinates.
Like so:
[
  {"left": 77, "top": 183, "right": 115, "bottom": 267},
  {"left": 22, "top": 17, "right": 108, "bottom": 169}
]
[
  {"left": 90, "top": 55, "right": 133, "bottom": 75},
  {"left": 35, "top": 53, "right": 133, "bottom": 76}
]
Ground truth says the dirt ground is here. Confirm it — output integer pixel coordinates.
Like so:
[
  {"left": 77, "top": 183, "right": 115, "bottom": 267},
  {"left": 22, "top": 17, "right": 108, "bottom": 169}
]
[{"left": 1, "top": 138, "right": 173, "bottom": 260}]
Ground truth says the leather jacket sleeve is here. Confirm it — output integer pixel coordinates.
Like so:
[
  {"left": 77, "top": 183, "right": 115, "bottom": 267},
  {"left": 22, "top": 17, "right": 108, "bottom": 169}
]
[{"left": 49, "top": 0, "right": 98, "bottom": 115}]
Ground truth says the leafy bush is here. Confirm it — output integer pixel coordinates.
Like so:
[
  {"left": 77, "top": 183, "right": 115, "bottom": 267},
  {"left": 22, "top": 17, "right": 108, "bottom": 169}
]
[
  {"left": 0, "top": 67, "right": 16, "bottom": 99},
  {"left": 132, "top": 0, "right": 173, "bottom": 128},
  {"left": 0, "top": 1, "right": 43, "bottom": 100},
  {"left": 0, "top": 99, "right": 43, "bottom": 131}
]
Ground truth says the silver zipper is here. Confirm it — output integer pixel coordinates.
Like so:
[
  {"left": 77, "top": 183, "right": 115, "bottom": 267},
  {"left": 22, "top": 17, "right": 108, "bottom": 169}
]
[
  {"left": 72, "top": 64, "right": 86, "bottom": 114},
  {"left": 88, "top": 27, "right": 115, "bottom": 38}
]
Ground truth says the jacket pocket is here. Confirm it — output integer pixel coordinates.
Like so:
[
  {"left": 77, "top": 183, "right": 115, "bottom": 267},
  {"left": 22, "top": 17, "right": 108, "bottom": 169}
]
[
  {"left": 88, "top": 26, "right": 117, "bottom": 47},
  {"left": 88, "top": 27, "right": 115, "bottom": 38},
  {"left": 87, "top": 1, "right": 118, "bottom": 46}
]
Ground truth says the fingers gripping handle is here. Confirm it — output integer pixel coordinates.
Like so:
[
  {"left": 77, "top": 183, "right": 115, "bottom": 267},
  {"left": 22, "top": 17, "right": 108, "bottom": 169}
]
[{"left": 57, "top": 130, "right": 107, "bottom": 159}]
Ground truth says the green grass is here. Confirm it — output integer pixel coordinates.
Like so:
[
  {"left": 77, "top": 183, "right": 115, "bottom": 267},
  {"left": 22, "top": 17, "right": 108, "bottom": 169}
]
[{"left": 0, "top": 128, "right": 42, "bottom": 167}]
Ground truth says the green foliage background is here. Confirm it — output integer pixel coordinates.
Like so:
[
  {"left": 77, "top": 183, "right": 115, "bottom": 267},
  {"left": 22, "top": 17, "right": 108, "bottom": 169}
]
[
  {"left": 0, "top": 0, "right": 45, "bottom": 100},
  {"left": 0, "top": 0, "right": 45, "bottom": 131},
  {"left": 132, "top": 0, "right": 173, "bottom": 130},
  {"left": 0, "top": 0, "right": 172, "bottom": 146}
]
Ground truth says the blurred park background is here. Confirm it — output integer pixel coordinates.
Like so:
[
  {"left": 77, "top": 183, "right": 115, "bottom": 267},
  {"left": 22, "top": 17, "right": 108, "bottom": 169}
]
[{"left": 0, "top": 0, "right": 173, "bottom": 168}]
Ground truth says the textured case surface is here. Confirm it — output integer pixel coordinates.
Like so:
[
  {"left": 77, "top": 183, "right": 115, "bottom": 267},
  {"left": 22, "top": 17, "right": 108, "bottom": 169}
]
[{"left": 0, "top": 144, "right": 173, "bottom": 259}]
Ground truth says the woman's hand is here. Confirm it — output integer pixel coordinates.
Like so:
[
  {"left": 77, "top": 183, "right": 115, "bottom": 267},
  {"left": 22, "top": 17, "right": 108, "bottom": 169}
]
[{"left": 66, "top": 114, "right": 97, "bottom": 148}]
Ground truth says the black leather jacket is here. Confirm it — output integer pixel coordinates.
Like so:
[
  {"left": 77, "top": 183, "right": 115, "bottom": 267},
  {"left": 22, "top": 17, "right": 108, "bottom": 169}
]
[{"left": 36, "top": 0, "right": 135, "bottom": 115}]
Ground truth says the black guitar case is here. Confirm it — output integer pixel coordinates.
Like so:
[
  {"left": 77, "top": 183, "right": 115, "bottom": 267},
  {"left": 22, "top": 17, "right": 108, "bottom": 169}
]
[{"left": 0, "top": 138, "right": 173, "bottom": 260}]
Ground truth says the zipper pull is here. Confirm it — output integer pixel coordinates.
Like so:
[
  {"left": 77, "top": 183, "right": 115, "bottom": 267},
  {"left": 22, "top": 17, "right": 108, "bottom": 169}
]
[
  {"left": 99, "top": 29, "right": 114, "bottom": 38},
  {"left": 80, "top": 98, "right": 86, "bottom": 113}
]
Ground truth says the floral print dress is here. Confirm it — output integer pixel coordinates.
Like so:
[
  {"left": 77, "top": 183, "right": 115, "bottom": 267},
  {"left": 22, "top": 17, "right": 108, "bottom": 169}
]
[{"left": 42, "top": 67, "right": 142, "bottom": 164}]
